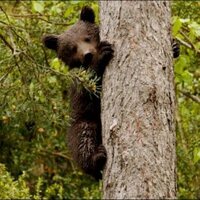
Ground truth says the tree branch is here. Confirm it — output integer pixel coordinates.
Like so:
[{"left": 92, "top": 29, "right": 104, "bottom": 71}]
[
  {"left": 179, "top": 30, "right": 200, "bottom": 54},
  {"left": 0, "top": 32, "right": 14, "bottom": 53},
  {"left": 179, "top": 89, "right": 200, "bottom": 104},
  {"left": 9, "top": 14, "right": 73, "bottom": 26},
  {"left": 176, "top": 37, "right": 192, "bottom": 49}
]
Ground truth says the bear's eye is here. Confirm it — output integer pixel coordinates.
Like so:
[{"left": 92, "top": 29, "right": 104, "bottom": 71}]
[{"left": 84, "top": 37, "right": 91, "bottom": 43}]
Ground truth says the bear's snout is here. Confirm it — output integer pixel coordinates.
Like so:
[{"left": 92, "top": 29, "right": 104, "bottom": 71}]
[{"left": 83, "top": 52, "right": 93, "bottom": 65}]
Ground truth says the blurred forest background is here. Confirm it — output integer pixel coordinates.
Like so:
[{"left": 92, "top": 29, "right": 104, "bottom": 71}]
[{"left": 0, "top": 1, "right": 199, "bottom": 199}]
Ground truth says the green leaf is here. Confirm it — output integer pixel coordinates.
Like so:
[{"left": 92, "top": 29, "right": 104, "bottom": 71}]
[
  {"left": 180, "top": 18, "right": 190, "bottom": 23},
  {"left": 64, "top": 7, "right": 73, "bottom": 18},
  {"left": 172, "top": 17, "right": 182, "bottom": 35},
  {"left": 50, "top": 5, "right": 62, "bottom": 16},
  {"left": 193, "top": 148, "right": 200, "bottom": 163},
  {"left": 196, "top": 42, "right": 200, "bottom": 50},
  {"left": 182, "top": 71, "right": 193, "bottom": 85},
  {"left": 91, "top": 4, "right": 99, "bottom": 19},
  {"left": 29, "top": 82, "right": 34, "bottom": 98},
  {"left": 175, "top": 56, "right": 187, "bottom": 74},
  {"left": 32, "top": 2, "right": 44, "bottom": 13},
  {"left": 50, "top": 58, "right": 61, "bottom": 71},
  {"left": 47, "top": 76, "right": 57, "bottom": 84},
  {"left": 37, "top": 90, "right": 45, "bottom": 103},
  {"left": 70, "top": 0, "right": 82, "bottom": 4},
  {"left": 188, "top": 21, "right": 200, "bottom": 36}
]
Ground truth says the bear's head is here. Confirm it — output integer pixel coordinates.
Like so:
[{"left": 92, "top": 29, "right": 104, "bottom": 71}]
[{"left": 43, "top": 6, "right": 100, "bottom": 69}]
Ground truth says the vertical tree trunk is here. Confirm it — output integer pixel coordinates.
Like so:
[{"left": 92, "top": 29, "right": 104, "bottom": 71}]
[{"left": 100, "top": 1, "right": 176, "bottom": 199}]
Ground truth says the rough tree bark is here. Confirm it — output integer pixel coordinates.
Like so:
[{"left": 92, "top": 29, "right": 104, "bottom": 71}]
[{"left": 100, "top": 1, "right": 176, "bottom": 199}]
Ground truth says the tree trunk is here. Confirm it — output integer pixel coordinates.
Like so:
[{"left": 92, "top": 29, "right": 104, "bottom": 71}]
[{"left": 100, "top": 1, "right": 176, "bottom": 199}]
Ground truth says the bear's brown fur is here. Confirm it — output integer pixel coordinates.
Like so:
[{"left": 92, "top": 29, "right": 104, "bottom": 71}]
[{"left": 42, "top": 6, "right": 114, "bottom": 180}]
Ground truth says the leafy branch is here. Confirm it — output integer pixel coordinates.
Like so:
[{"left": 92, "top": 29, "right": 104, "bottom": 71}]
[
  {"left": 0, "top": 32, "right": 14, "bottom": 53},
  {"left": 179, "top": 30, "right": 200, "bottom": 54},
  {"left": 46, "top": 66, "right": 101, "bottom": 96},
  {"left": 9, "top": 14, "right": 73, "bottom": 26}
]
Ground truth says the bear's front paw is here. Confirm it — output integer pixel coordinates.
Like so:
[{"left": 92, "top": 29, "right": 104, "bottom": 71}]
[
  {"left": 172, "top": 39, "right": 180, "bottom": 58},
  {"left": 98, "top": 41, "right": 114, "bottom": 66},
  {"left": 97, "top": 144, "right": 107, "bottom": 158},
  {"left": 93, "top": 145, "right": 107, "bottom": 169},
  {"left": 91, "top": 145, "right": 107, "bottom": 180}
]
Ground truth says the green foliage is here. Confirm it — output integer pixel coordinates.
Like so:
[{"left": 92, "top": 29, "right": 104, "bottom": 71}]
[
  {"left": 172, "top": 2, "right": 200, "bottom": 199},
  {"left": 0, "top": 163, "right": 101, "bottom": 199},
  {"left": 0, "top": 164, "right": 30, "bottom": 199},
  {"left": 0, "top": 0, "right": 100, "bottom": 199}
]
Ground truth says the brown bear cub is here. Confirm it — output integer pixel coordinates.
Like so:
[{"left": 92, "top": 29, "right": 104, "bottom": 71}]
[
  {"left": 42, "top": 6, "right": 114, "bottom": 180},
  {"left": 42, "top": 6, "right": 179, "bottom": 180}
]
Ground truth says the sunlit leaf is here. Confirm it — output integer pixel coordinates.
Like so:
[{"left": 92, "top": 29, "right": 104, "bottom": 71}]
[
  {"left": 193, "top": 148, "right": 200, "bottom": 163},
  {"left": 182, "top": 71, "right": 193, "bottom": 85},
  {"left": 188, "top": 21, "right": 200, "bottom": 36},
  {"left": 29, "top": 82, "right": 34, "bottom": 98},
  {"left": 174, "top": 56, "right": 187, "bottom": 74},
  {"left": 64, "top": 7, "right": 73, "bottom": 18},
  {"left": 50, "top": 58, "right": 61, "bottom": 71},
  {"left": 172, "top": 16, "right": 182, "bottom": 35},
  {"left": 32, "top": 2, "right": 44, "bottom": 13},
  {"left": 47, "top": 76, "right": 57, "bottom": 84},
  {"left": 180, "top": 18, "right": 190, "bottom": 23}
]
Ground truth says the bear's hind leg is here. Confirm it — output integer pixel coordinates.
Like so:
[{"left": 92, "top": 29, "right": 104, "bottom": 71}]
[
  {"left": 92, "top": 144, "right": 107, "bottom": 180},
  {"left": 74, "top": 122, "right": 107, "bottom": 179}
]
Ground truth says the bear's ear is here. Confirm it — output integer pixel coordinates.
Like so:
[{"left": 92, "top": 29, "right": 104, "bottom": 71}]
[
  {"left": 80, "top": 6, "right": 95, "bottom": 23},
  {"left": 42, "top": 35, "right": 58, "bottom": 51}
]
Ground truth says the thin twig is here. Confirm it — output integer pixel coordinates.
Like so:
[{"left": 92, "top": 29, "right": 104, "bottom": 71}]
[
  {"left": 10, "top": 14, "right": 50, "bottom": 17},
  {"left": 0, "top": 32, "right": 14, "bottom": 53},
  {"left": 0, "top": 66, "right": 14, "bottom": 83},
  {"left": 179, "top": 30, "right": 200, "bottom": 54},
  {"left": 179, "top": 89, "right": 200, "bottom": 104},
  {"left": 39, "top": 149, "right": 72, "bottom": 160},
  {"left": 9, "top": 13, "right": 73, "bottom": 26},
  {"left": 41, "top": 46, "right": 51, "bottom": 68},
  {"left": 176, "top": 37, "right": 192, "bottom": 49},
  {"left": 0, "top": 6, "right": 10, "bottom": 23}
]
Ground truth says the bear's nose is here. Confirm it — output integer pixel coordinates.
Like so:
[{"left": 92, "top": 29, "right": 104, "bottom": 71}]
[{"left": 84, "top": 52, "right": 93, "bottom": 64}]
